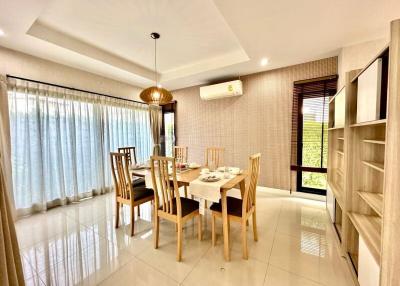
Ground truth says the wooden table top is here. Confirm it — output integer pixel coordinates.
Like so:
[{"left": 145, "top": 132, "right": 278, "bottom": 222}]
[{"left": 131, "top": 167, "right": 247, "bottom": 190}]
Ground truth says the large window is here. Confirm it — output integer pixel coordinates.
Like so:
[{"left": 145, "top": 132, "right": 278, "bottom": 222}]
[
  {"left": 301, "top": 96, "right": 329, "bottom": 190},
  {"left": 160, "top": 102, "right": 176, "bottom": 157},
  {"left": 164, "top": 113, "right": 175, "bottom": 157},
  {"left": 7, "top": 77, "right": 152, "bottom": 216},
  {"left": 291, "top": 76, "right": 337, "bottom": 195}
]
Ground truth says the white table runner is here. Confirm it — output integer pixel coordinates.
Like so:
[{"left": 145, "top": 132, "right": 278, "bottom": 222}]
[{"left": 189, "top": 173, "right": 236, "bottom": 203}]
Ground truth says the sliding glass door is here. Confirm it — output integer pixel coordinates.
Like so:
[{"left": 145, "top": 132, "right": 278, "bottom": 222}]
[
  {"left": 297, "top": 96, "right": 329, "bottom": 194},
  {"left": 291, "top": 76, "right": 337, "bottom": 196},
  {"left": 163, "top": 113, "right": 175, "bottom": 157},
  {"left": 160, "top": 102, "right": 176, "bottom": 157}
]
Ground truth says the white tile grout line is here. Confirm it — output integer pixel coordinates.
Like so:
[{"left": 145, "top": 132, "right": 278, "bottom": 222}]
[
  {"left": 262, "top": 198, "right": 351, "bottom": 286},
  {"left": 262, "top": 197, "right": 283, "bottom": 285}
]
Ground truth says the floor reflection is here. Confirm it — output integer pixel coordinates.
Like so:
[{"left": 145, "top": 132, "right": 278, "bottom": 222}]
[{"left": 16, "top": 192, "right": 354, "bottom": 286}]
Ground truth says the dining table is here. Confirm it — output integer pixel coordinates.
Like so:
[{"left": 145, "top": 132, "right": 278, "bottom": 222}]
[{"left": 131, "top": 166, "right": 247, "bottom": 261}]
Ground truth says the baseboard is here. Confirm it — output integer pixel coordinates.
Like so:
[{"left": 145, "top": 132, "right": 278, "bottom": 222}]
[{"left": 257, "top": 186, "right": 326, "bottom": 202}]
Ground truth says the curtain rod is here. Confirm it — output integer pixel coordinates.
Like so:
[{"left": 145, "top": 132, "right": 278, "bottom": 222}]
[{"left": 6, "top": 75, "right": 148, "bottom": 105}]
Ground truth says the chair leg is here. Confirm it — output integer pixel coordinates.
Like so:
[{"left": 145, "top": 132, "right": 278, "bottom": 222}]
[
  {"left": 137, "top": 205, "right": 141, "bottom": 217},
  {"left": 115, "top": 202, "right": 120, "bottom": 229},
  {"left": 130, "top": 205, "right": 135, "bottom": 236},
  {"left": 177, "top": 220, "right": 183, "bottom": 261},
  {"left": 198, "top": 214, "right": 202, "bottom": 241},
  {"left": 184, "top": 185, "right": 188, "bottom": 198},
  {"left": 252, "top": 211, "right": 258, "bottom": 242},
  {"left": 211, "top": 213, "right": 216, "bottom": 246},
  {"left": 154, "top": 214, "right": 159, "bottom": 249},
  {"left": 242, "top": 219, "right": 248, "bottom": 259}
]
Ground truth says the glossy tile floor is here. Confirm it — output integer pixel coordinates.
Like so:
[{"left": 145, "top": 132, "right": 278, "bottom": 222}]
[{"left": 16, "top": 190, "right": 355, "bottom": 286}]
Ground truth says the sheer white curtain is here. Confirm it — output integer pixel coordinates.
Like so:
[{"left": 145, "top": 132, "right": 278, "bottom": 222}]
[
  {"left": 102, "top": 97, "right": 152, "bottom": 187},
  {"left": 7, "top": 78, "right": 152, "bottom": 216}
]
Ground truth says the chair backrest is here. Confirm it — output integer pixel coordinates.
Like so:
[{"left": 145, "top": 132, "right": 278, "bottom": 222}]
[
  {"left": 174, "top": 146, "right": 188, "bottom": 163},
  {"left": 118, "top": 147, "right": 137, "bottom": 166},
  {"left": 205, "top": 147, "right": 225, "bottom": 168},
  {"left": 150, "top": 156, "right": 182, "bottom": 217},
  {"left": 243, "top": 153, "right": 261, "bottom": 215},
  {"left": 110, "top": 152, "right": 132, "bottom": 201}
]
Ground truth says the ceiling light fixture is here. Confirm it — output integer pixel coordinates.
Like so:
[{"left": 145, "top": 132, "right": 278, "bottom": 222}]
[
  {"left": 0, "top": 29, "right": 5, "bottom": 37},
  {"left": 139, "top": 33, "right": 172, "bottom": 105},
  {"left": 260, "top": 58, "right": 269, "bottom": 66}
]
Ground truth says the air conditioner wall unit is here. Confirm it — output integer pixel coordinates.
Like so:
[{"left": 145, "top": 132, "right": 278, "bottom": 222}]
[{"left": 200, "top": 80, "right": 243, "bottom": 100}]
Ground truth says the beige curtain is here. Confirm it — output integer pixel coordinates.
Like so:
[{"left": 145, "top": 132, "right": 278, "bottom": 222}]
[
  {"left": 149, "top": 105, "right": 162, "bottom": 156},
  {"left": 0, "top": 75, "right": 24, "bottom": 285}
]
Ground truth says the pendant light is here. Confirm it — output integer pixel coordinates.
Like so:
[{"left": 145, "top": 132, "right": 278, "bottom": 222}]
[{"left": 139, "top": 32, "right": 173, "bottom": 105}]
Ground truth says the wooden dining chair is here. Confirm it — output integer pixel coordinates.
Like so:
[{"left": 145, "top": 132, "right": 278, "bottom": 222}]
[
  {"left": 174, "top": 146, "right": 188, "bottom": 163},
  {"left": 205, "top": 147, "right": 225, "bottom": 168},
  {"left": 173, "top": 146, "right": 190, "bottom": 197},
  {"left": 150, "top": 155, "right": 202, "bottom": 261},
  {"left": 118, "top": 146, "right": 137, "bottom": 166},
  {"left": 210, "top": 153, "right": 261, "bottom": 259},
  {"left": 110, "top": 152, "right": 154, "bottom": 236},
  {"left": 118, "top": 146, "right": 145, "bottom": 185}
]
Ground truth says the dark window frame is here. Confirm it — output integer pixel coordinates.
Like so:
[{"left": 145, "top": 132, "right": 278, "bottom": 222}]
[{"left": 290, "top": 75, "right": 338, "bottom": 195}]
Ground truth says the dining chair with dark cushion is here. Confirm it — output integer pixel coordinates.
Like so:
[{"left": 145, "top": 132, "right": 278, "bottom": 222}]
[
  {"left": 210, "top": 153, "right": 261, "bottom": 259},
  {"left": 150, "top": 155, "right": 202, "bottom": 261},
  {"left": 110, "top": 152, "right": 154, "bottom": 236}
]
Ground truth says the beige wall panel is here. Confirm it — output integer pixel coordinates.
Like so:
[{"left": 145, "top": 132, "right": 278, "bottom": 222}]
[{"left": 173, "top": 57, "right": 337, "bottom": 189}]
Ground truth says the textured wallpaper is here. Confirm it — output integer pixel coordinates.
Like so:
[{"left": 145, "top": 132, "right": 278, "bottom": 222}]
[{"left": 172, "top": 57, "right": 337, "bottom": 190}]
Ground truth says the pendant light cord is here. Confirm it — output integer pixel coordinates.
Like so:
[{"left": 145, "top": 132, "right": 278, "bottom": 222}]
[{"left": 154, "top": 37, "right": 157, "bottom": 86}]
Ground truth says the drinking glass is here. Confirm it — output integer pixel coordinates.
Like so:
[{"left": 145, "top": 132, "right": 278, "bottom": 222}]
[{"left": 209, "top": 160, "right": 216, "bottom": 172}]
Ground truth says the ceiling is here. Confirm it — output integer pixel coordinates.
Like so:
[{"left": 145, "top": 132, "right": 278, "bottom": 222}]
[{"left": 0, "top": 0, "right": 399, "bottom": 90}]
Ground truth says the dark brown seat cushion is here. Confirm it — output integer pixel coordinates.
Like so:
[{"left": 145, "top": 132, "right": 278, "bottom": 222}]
[
  {"left": 132, "top": 186, "right": 154, "bottom": 201},
  {"left": 210, "top": 197, "right": 243, "bottom": 217},
  {"left": 132, "top": 177, "right": 145, "bottom": 187},
  {"left": 159, "top": 197, "right": 199, "bottom": 217}
]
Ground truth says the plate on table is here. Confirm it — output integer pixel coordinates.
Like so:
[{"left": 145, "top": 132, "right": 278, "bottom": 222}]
[{"left": 200, "top": 175, "right": 221, "bottom": 183}]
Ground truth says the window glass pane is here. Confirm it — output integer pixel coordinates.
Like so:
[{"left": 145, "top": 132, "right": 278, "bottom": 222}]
[
  {"left": 302, "top": 172, "right": 327, "bottom": 190},
  {"left": 302, "top": 97, "right": 329, "bottom": 168},
  {"left": 164, "top": 113, "right": 174, "bottom": 157},
  {"left": 301, "top": 96, "right": 328, "bottom": 190}
]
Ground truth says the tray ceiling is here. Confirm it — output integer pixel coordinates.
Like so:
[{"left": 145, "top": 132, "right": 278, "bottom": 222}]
[{"left": 0, "top": 0, "right": 399, "bottom": 90}]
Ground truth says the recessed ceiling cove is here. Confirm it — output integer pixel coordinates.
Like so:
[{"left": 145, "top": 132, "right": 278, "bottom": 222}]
[
  {"left": 1, "top": 0, "right": 399, "bottom": 90},
  {"left": 28, "top": 0, "right": 248, "bottom": 85}
]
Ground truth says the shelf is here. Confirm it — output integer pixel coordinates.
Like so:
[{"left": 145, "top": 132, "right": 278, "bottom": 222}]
[
  {"left": 357, "top": 191, "right": 383, "bottom": 217},
  {"left": 327, "top": 180, "right": 344, "bottom": 208},
  {"left": 350, "top": 119, "right": 386, "bottom": 128},
  {"left": 337, "top": 137, "right": 344, "bottom": 141},
  {"left": 348, "top": 213, "right": 381, "bottom": 264},
  {"left": 336, "top": 150, "right": 344, "bottom": 156},
  {"left": 351, "top": 45, "right": 389, "bottom": 83},
  {"left": 328, "top": 126, "right": 344, "bottom": 131},
  {"left": 363, "top": 139, "right": 385, "bottom": 145},
  {"left": 362, "top": 160, "right": 385, "bottom": 173}
]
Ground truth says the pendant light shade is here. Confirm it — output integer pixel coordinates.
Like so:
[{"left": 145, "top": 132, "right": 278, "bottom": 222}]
[
  {"left": 139, "top": 86, "right": 173, "bottom": 105},
  {"left": 140, "top": 32, "right": 173, "bottom": 105}
]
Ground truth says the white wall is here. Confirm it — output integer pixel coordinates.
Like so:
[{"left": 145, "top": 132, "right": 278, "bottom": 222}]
[
  {"left": 0, "top": 46, "right": 143, "bottom": 100},
  {"left": 338, "top": 38, "right": 388, "bottom": 88}
]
